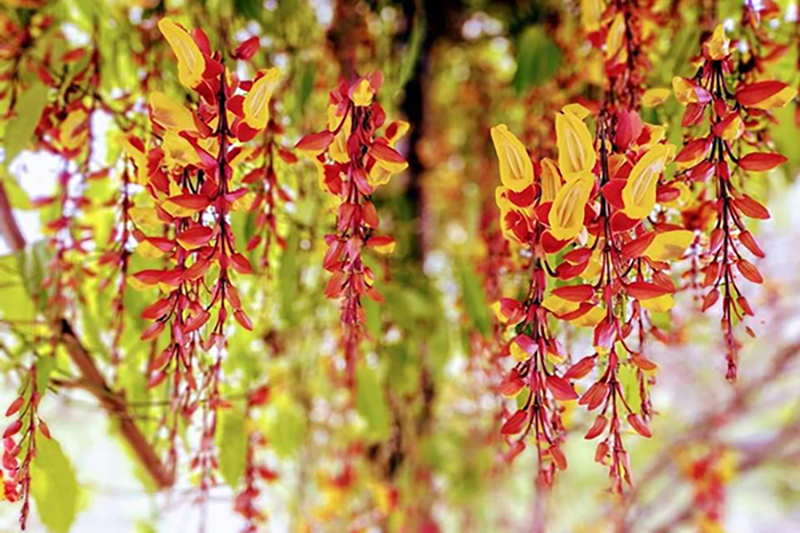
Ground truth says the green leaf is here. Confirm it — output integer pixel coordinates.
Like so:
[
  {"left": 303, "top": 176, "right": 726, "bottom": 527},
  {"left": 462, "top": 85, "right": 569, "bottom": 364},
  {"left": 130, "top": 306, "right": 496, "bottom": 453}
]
[
  {"left": 513, "top": 26, "right": 562, "bottom": 94},
  {"left": 217, "top": 407, "right": 247, "bottom": 488},
  {"left": 618, "top": 363, "right": 642, "bottom": 415},
  {"left": 297, "top": 63, "right": 316, "bottom": 113},
  {"left": 355, "top": 362, "right": 390, "bottom": 442},
  {"left": 278, "top": 226, "right": 298, "bottom": 325},
  {"left": 4, "top": 82, "right": 48, "bottom": 164},
  {"left": 235, "top": 0, "right": 263, "bottom": 20},
  {"left": 458, "top": 263, "right": 490, "bottom": 337},
  {"left": 267, "top": 392, "right": 306, "bottom": 458},
  {"left": 0, "top": 167, "right": 31, "bottom": 209},
  {"left": 31, "top": 434, "right": 80, "bottom": 533},
  {"left": 36, "top": 356, "right": 55, "bottom": 396}
]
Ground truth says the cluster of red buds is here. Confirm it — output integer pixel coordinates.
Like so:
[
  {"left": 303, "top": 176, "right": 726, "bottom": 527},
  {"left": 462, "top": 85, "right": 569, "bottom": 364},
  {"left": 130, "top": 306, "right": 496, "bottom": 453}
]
[
  {"left": 233, "top": 385, "right": 278, "bottom": 532},
  {"left": 2, "top": 365, "right": 50, "bottom": 530},
  {"left": 242, "top": 97, "right": 297, "bottom": 268},
  {"left": 672, "top": 24, "right": 795, "bottom": 380},
  {"left": 296, "top": 72, "right": 407, "bottom": 386}
]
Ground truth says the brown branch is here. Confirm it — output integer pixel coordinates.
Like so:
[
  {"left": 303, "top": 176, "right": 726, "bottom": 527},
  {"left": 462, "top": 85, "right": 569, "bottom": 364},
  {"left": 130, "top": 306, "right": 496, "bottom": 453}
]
[{"left": 0, "top": 181, "right": 174, "bottom": 489}]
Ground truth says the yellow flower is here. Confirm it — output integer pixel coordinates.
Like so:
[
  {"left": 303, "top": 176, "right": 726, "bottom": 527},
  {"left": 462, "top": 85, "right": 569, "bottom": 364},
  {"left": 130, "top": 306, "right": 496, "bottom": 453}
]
[
  {"left": 351, "top": 78, "right": 374, "bottom": 107},
  {"left": 580, "top": 0, "right": 603, "bottom": 32},
  {"left": 549, "top": 171, "right": 593, "bottom": 240},
  {"left": 622, "top": 144, "right": 674, "bottom": 220},
  {"left": 643, "top": 230, "right": 694, "bottom": 261},
  {"left": 540, "top": 158, "right": 561, "bottom": 202},
  {"left": 150, "top": 91, "right": 196, "bottom": 132},
  {"left": 243, "top": 68, "right": 280, "bottom": 130},
  {"left": 641, "top": 88, "right": 670, "bottom": 107},
  {"left": 328, "top": 105, "right": 351, "bottom": 163},
  {"left": 606, "top": 13, "right": 628, "bottom": 64},
  {"left": 162, "top": 131, "right": 201, "bottom": 168},
  {"left": 703, "top": 24, "right": 729, "bottom": 60},
  {"left": 491, "top": 124, "right": 534, "bottom": 192},
  {"left": 59, "top": 108, "right": 89, "bottom": 151},
  {"left": 158, "top": 18, "right": 205, "bottom": 89},
  {"left": 556, "top": 107, "right": 596, "bottom": 177}
]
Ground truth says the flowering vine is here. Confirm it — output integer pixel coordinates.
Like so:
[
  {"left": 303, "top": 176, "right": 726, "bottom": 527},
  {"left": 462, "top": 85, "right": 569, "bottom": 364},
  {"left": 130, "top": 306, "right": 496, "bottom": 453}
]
[{"left": 296, "top": 72, "right": 407, "bottom": 386}]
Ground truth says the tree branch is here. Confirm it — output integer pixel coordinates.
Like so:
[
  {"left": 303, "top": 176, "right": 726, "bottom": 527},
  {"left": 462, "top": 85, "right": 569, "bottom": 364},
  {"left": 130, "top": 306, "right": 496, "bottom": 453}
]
[{"left": 0, "top": 181, "right": 174, "bottom": 489}]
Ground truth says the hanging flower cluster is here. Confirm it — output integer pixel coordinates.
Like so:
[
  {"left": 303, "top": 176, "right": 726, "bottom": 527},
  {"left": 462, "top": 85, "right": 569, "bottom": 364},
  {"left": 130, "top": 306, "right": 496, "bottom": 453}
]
[
  {"left": 672, "top": 25, "right": 795, "bottom": 380},
  {"left": 2, "top": 365, "right": 50, "bottom": 530},
  {"left": 123, "top": 17, "right": 278, "bottom": 482},
  {"left": 492, "top": 101, "right": 686, "bottom": 491},
  {"left": 296, "top": 72, "right": 408, "bottom": 386},
  {"left": 490, "top": 17, "right": 795, "bottom": 492}
]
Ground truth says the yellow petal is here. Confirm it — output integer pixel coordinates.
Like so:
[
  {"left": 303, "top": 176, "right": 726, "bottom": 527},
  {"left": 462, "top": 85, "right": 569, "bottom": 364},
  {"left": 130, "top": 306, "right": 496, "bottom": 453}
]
[
  {"left": 351, "top": 78, "right": 374, "bottom": 107},
  {"left": 556, "top": 109, "right": 596, "bottom": 176},
  {"left": 643, "top": 229, "right": 694, "bottom": 261},
  {"left": 162, "top": 131, "right": 201, "bottom": 168},
  {"left": 137, "top": 240, "right": 165, "bottom": 259},
  {"left": 640, "top": 293, "right": 675, "bottom": 313},
  {"left": 540, "top": 157, "right": 561, "bottom": 202},
  {"left": 328, "top": 106, "right": 351, "bottom": 164},
  {"left": 150, "top": 91, "right": 196, "bottom": 132},
  {"left": 571, "top": 305, "right": 604, "bottom": 327},
  {"left": 129, "top": 207, "right": 161, "bottom": 229},
  {"left": 606, "top": 14, "right": 628, "bottom": 64},
  {"left": 703, "top": 24, "right": 730, "bottom": 60},
  {"left": 541, "top": 294, "right": 579, "bottom": 315},
  {"left": 59, "top": 108, "right": 89, "bottom": 150},
  {"left": 750, "top": 85, "right": 798, "bottom": 110},
  {"left": 642, "top": 88, "right": 670, "bottom": 107},
  {"left": 510, "top": 341, "right": 530, "bottom": 362},
  {"left": 386, "top": 121, "right": 410, "bottom": 144},
  {"left": 622, "top": 144, "right": 674, "bottom": 219},
  {"left": 243, "top": 68, "right": 280, "bottom": 130},
  {"left": 549, "top": 172, "right": 593, "bottom": 240},
  {"left": 580, "top": 0, "right": 603, "bottom": 32},
  {"left": 158, "top": 18, "right": 205, "bottom": 89},
  {"left": 491, "top": 124, "right": 533, "bottom": 192},
  {"left": 562, "top": 103, "right": 591, "bottom": 120},
  {"left": 672, "top": 76, "right": 702, "bottom": 106}
]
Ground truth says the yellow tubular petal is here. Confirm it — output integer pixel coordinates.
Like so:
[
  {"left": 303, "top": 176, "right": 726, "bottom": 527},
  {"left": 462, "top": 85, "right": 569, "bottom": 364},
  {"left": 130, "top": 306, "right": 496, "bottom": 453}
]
[
  {"left": 490, "top": 124, "right": 534, "bottom": 192},
  {"left": 549, "top": 171, "right": 593, "bottom": 240},
  {"left": 352, "top": 79, "right": 374, "bottom": 106},
  {"left": 643, "top": 230, "right": 694, "bottom": 261},
  {"left": 556, "top": 111, "right": 596, "bottom": 176},
  {"left": 150, "top": 92, "right": 196, "bottom": 132},
  {"left": 162, "top": 131, "right": 201, "bottom": 168},
  {"left": 606, "top": 14, "right": 627, "bottom": 63},
  {"left": 243, "top": 68, "right": 280, "bottom": 130},
  {"left": 580, "top": 0, "right": 603, "bottom": 32},
  {"left": 642, "top": 88, "right": 670, "bottom": 107},
  {"left": 704, "top": 24, "right": 730, "bottom": 60},
  {"left": 622, "top": 144, "right": 674, "bottom": 219},
  {"left": 158, "top": 18, "right": 205, "bottom": 89},
  {"left": 751, "top": 85, "right": 798, "bottom": 110},
  {"left": 540, "top": 158, "right": 561, "bottom": 202}
]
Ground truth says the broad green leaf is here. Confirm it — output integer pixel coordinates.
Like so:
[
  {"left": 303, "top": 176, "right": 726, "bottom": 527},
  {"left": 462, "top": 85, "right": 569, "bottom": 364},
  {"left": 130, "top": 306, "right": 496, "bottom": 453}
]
[
  {"left": 4, "top": 82, "right": 48, "bottom": 164},
  {"left": 31, "top": 434, "right": 80, "bottom": 533},
  {"left": 217, "top": 407, "right": 247, "bottom": 488},
  {"left": 235, "top": 0, "right": 263, "bottom": 20},
  {"left": 618, "top": 363, "right": 642, "bottom": 415},
  {"left": 458, "top": 263, "right": 490, "bottom": 337},
  {"left": 267, "top": 392, "right": 306, "bottom": 458},
  {"left": 513, "top": 26, "right": 562, "bottom": 94},
  {"left": 278, "top": 226, "right": 298, "bottom": 325},
  {"left": 355, "top": 362, "right": 390, "bottom": 442},
  {"left": 0, "top": 167, "right": 31, "bottom": 209},
  {"left": 36, "top": 356, "right": 56, "bottom": 396}
]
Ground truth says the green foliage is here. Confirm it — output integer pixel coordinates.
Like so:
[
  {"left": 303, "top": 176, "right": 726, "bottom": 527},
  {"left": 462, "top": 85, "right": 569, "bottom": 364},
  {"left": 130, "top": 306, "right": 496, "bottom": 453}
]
[
  {"left": 513, "top": 26, "right": 562, "bottom": 94},
  {"left": 217, "top": 407, "right": 248, "bottom": 488},
  {"left": 31, "top": 434, "right": 80, "bottom": 533},
  {"left": 355, "top": 362, "right": 391, "bottom": 442},
  {"left": 3, "top": 82, "right": 48, "bottom": 164}
]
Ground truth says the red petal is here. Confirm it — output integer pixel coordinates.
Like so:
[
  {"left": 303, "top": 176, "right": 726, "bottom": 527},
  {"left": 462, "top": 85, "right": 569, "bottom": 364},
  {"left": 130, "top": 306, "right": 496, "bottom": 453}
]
[
  {"left": 738, "top": 152, "right": 787, "bottom": 171},
  {"left": 551, "top": 284, "right": 594, "bottom": 302}
]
